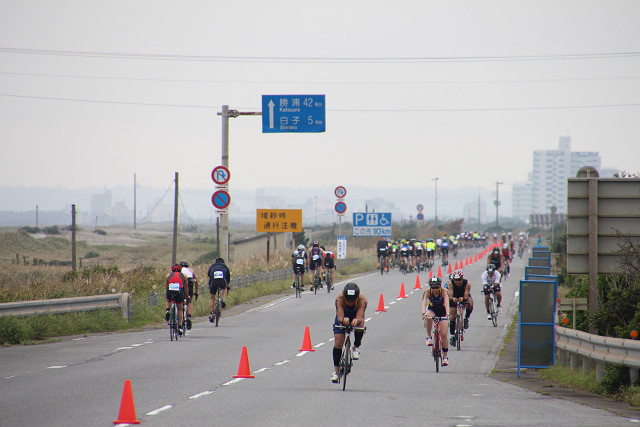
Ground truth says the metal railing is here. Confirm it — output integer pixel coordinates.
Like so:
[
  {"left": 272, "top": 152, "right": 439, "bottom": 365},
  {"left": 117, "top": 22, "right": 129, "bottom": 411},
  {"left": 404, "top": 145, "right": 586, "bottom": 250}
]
[
  {"left": 0, "top": 293, "right": 131, "bottom": 320},
  {"left": 0, "top": 258, "right": 360, "bottom": 320},
  {"left": 555, "top": 326, "right": 640, "bottom": 383}
]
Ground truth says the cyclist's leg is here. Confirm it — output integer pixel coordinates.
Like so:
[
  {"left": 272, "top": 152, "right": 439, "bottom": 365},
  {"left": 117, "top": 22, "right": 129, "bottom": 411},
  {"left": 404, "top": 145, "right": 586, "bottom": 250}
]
[
  {"left": 425, "top": 311, "right": 435, "bottom": 343},
  {"left": 439, "top": 318, "right": 449, "bottom": 360}
]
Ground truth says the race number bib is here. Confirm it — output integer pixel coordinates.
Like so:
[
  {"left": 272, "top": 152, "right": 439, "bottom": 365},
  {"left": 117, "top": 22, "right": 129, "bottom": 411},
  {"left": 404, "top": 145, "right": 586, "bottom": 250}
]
[
  {"left": 312, "top": 255, "right": 320, "bottom": 260},
  {"left": 213, "top": 271, "right": 224, "bottom": 279},
  {"left": 296, "top": 259, "right": 304, "bottom": 265},
  {"left": 168, "top": 282, "right": 181, "bottom": 291}
]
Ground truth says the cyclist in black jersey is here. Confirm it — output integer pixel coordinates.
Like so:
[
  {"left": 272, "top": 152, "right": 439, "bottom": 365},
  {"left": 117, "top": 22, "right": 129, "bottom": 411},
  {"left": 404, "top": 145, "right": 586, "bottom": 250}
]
[{"left": 447, "top": 269, "right": 473, "bottom": 345}]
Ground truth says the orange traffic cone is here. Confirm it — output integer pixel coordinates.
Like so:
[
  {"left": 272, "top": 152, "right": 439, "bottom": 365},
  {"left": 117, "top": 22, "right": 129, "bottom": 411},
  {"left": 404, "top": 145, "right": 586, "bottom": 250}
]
[
  {"left": 375, "top": 294, "right": 387, "bottom": 312},
  {"left": 398, "top": 283, "right": 407, "bottom": 298},
  {"left": 447, "top": 264, "right": 453, "bottom": 274},
  {"left": 436, "top": 266, "right": 442, "bottom": 277},
  {"left": 414, "top": 275, "right": 421, "bottom": 290},
  {"left": 299, "top": 326, "right": 315, "bottom": 352},
  {"left": 233, "top": 346, "right": 255, "bottom": 378},
  {"left": 428, "top": 270, "right": 433, "bottom": 279},
  {"left": 113, "top": 379, "right": 140, "bottom": 425}
]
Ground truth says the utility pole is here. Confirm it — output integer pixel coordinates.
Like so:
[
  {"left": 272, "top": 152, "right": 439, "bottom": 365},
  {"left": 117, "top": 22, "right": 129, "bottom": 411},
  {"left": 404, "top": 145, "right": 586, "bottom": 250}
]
[
  {"left": 432, "top": 177, "right": 439, "bottom": 228},
  {"left": 172, "top": 172, "right": 179, "bottom": 265},
  {"left": 217, "top": 105, "right": 262, "bottom": 262},
  {"left": 133, "top": 173, "right": 137, "bottom": 229},
  {"left": 494, "top": 181, "right": 504, "bottom": 228},
  {"left": 71, "top": 204, "right": 77, "bottom": 271},
  {"left": 477, "top": 193, "right": 481, "bottom": 227}
]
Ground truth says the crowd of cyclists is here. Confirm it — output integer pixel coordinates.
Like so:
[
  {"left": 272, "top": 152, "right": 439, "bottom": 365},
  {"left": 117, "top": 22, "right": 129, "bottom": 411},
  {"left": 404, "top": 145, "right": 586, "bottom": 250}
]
[{"left": 163, "top": 230, "right": 530, "bottom": 381}]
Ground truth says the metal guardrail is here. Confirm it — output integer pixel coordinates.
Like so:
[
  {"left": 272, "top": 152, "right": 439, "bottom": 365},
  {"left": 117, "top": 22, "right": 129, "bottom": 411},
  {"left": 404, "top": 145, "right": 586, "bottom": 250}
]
[
  {"left": 232, "top": 258, "right": 358, "bottom": 289},
  {"left": 0, "top": 293, "right": 130, "bottom": 320},
  {"left": 0, "top": 258, "right": 360, "bottom": 320},
  {"left": 555, "top": 326, "right": 640, "bottom": 383}
]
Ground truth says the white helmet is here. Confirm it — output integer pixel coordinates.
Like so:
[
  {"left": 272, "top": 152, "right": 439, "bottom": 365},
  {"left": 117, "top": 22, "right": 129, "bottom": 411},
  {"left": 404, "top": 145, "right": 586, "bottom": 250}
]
[{"left": 297, "top": 244, "right": 305, "bottom": 250}]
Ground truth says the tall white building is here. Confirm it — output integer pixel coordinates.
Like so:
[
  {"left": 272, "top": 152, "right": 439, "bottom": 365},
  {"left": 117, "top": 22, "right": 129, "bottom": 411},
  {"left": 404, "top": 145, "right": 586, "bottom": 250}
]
[{"left": 513, "top": 136, "right": 601, "bottom": 220}]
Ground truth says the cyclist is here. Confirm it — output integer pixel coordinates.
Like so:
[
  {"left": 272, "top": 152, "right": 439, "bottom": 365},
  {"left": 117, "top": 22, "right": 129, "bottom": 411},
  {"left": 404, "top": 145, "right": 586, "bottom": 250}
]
[
  {"left": 487, "top": 246, "right": 505, "bottom": 275},
  {"left": 331, "top": 283, "right": 368, "bottom": 383},
  {"left": 481, "top": 264, "right": 502, "bottom": 319},
  {"left": 501, "top": 243, "right": 512, "bottom": 277},
  {"left": 308, "top": 241, "right": 325, "bottom": 290},
  {"left": 440, "top": 236, "right": 450, "bottom": 266},
  {"left": 421, "top": 276, "right": 450, "bottom": 366},
  {"left": 448, "top": 269, "right": 473, "bottom": 345},
  {"left": 414, "top": 240, "right": 424, "bottom": 270},
  {"left": 321, "top": 246, "right": 336, "bottom": 289},
  {"left": 207, "top": 257, "right": 230, "bottom": 322},
  {"left": 179, "top": 261, "right": 198, "bottom": 330},
  {"left": 425, "top": 237, "right": 436, "bottom": 269},
  {"left": 165, "top": 264, "right": 188, "bottom": 335},
  {"left": 399, "top": 240, "right": 411, "bottom": 272},
  {"left": 291, "top": 244, "right": 307, "bottom": 289},
  {"left": 376, "top": 237, "right": 389, "bottom": 271}
]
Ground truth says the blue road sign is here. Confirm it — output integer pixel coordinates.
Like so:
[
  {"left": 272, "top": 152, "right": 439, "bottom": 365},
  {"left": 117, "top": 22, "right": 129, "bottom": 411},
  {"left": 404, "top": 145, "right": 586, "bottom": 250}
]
[
  {"left": 212, "top": 190, "right": 231, "bottom": 210},
  {"left": 417, "top": 213, "right": 424, "bottom": 221},
  {"left": 262, "top": 95, "right": 325, "bottom": 133},
  {"left": 352, "top": 212, "right": 392, "bottom": 237},
  {"left": 335, "top": 201, "right": 347, "bottom": 214}
]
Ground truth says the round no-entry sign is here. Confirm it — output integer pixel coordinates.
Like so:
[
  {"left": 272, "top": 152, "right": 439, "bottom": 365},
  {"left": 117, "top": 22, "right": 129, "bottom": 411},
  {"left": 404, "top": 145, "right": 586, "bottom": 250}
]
[
  {"left": 335, "top": 186, "right": 347, "bottom": 199},
  {"left": 417, "top": 204, "right": 424, "bottom": 212},
  {"left": 335, "top": 201, "right": 347, "bottom": 214},
  {"left": 212, "top": 190, "right": 231, "bottom": 209},
  {"left": 211, "top": 166, "right": 230, "bottom": 186}
]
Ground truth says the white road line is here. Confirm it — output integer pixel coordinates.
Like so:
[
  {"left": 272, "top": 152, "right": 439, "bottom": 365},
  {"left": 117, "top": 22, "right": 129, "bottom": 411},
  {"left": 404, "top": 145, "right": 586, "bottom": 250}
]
[
  {"left": 116, "top": 347, "right": 134, "bottom": 350},
  {"left": 72, "top": 337, "right": 85, "bottom": 341},
  {"left": 365, "top": 318, "right": 372, "bottom": 322},
  {"left": 223, "top": 378, "right": 244, "bottom": 386},
  {"left": 274, "top": 360, "right": 290, "bottom": 366},
  {"left": 314, "top": 343, "right": 325, "bottom": 348},
  {"left": 253, "top": 367, "right": 270, "bottom": 373},
  {"left": 5, "top": 375, "right": 16, "bottom": 379},
  {"left": 189, "top": 391, "right": 213, "bottom": 399},
  {"left": 390, "top": 301, "right": 397, "bottom": 305},
  {"left": 46, "top": 366, "right": 66, "bottom": 369},
  {"left": 145, "top": 405, "right": 172, "bottom": 415},
  {"left": 131, "top": 344, "right": 144, "bottom": 347},
  {"left": 296, "top": 351, "right": 312, "bottom": 357}
]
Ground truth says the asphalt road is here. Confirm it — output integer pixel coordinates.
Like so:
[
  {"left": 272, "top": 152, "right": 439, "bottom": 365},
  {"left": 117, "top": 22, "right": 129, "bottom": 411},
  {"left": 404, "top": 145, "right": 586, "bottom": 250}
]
[{"left": 1, "top": 248, "right": 638, "bottom": 426}]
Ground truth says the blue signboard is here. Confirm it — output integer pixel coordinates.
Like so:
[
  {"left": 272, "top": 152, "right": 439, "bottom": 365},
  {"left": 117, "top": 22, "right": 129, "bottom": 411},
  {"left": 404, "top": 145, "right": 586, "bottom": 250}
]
[
  {"left": 352, "top": 212, "right": 392, "bottom": 237},
  {"left": 262, "top": 95, "right": 325, "bottom": 133}
]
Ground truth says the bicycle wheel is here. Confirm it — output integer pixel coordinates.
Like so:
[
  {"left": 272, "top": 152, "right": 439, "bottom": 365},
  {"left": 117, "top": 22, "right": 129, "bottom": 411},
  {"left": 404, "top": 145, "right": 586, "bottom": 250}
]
[
  {"left": 296, "top": 277, "right": 302, "bottom": 298},
  {"left": 380, "top": 257, "right": 384, "bottom": 275},
  {"left": 433, "top": 331, "right": 441, "bottom": 373},
  {"left": 489, "top": 296, "right": 498, "bottom": 327},
  {"left": 169, "top": 305, "right": 175, "bottom": 341},
  {"left": 172, "top": 305, "right": 179, "bottom": 341},
  {"left": 214, "top": 292, "right": 221, "bottom": 327},
  {"left": 181, "top": 303, "right": 187, "bottom": 338},
  {"left": 326, "top": 274, "right": 331, "bottom": 293},
  {"left": 314, "top": 273, "right": 318, "bottom": 295},
  {"left": 340, "top": 338, "right": 352, "bottom": 391},
  {"left": 455, "top": 313, "right": 462, "bottom": 351}
]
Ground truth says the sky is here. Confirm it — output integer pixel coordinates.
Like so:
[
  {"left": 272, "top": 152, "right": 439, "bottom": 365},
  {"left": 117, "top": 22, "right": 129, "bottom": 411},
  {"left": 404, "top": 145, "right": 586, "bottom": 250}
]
[{"left": 1, "top": 1, "right": 639, "bottom": 209}]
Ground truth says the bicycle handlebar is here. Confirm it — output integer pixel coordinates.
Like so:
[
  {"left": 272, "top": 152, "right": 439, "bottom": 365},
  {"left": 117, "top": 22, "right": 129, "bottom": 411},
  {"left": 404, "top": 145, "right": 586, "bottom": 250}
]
[{"left": 335, "top": 324, "right": 367, "bottom": 332}]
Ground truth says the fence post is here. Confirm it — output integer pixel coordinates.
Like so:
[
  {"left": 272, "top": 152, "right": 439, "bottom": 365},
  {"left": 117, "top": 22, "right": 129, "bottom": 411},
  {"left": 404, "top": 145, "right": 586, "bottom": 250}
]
[
  {"left": 595, "top": 361, "right": 604, "bottom": 381},
  {"left": 121, "top": 292, "right": 130, "bottom": 321},
  {"left": 630, "top": 368, "right": 639, "bottom": 385},
  {"left": 582, "top": 357, "right": 592, "bottom": 376}
]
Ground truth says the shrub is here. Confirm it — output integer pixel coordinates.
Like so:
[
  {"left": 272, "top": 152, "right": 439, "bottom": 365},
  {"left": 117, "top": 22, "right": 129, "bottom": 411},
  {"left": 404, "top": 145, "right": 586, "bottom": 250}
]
[
  {"left": 85, "top": 251, "right": 100, "bottom": 259},
  {"left": 93, "top": 229, "right": 107, "bottom": 236},
  {"left": 43, "top": 226, "right": 61, "bottom": 235},
  {"left": 19, "top": 226, "right": 41, "bottom": 234}
]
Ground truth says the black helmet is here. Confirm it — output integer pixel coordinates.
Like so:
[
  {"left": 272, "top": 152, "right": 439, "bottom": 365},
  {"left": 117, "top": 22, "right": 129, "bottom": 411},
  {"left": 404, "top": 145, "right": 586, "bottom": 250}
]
[
  {"left": 487, "top": 264, "right": 496, "bottom": 273},
  {"left": 215, "top": 258, "right": 225, "bottom": 264},
  {"left": 179, "top": 261, "right": 188, "bottom": 268},
  {"left": 171, "top": 264, "right": 182, "bottom": 272},
  {"left": 492, "top": 247, "right": 500, "bottom": 254},
  {"left": 342, "top": 283, "right": 360, "bottom": 302},
  {"left": 429, "top": 276, "right": 442, "bottom": 287}
]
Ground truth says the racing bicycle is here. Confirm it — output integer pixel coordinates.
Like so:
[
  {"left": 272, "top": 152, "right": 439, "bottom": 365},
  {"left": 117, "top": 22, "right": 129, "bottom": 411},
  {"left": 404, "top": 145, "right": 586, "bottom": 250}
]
[{"left": 335, "top": 324, "right": 366, "bottom": 391}]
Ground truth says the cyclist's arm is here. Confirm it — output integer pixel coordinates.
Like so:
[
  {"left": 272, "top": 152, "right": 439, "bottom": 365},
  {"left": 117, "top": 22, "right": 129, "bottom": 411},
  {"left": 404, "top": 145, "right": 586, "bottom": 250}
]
[
  {"left": 464, "top": 282, "right": 471, "bottom": 299},
  {"left": 421, "top": 290, "right": 429, "bottom": 315},
  {"left": 443, "top": 292, "right": 450, "bottom": 317},
  {"left": 335, "top": 297, "right": 347, "bottom": 325},
  {"left": 353, "top": 296, "right": 368, "bottom": 326}
]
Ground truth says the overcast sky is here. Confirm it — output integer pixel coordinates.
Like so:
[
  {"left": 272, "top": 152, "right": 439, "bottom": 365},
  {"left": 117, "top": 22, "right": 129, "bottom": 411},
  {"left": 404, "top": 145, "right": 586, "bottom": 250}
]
[{"left": 1, "top": 1, "right": 639, "bottom": 203}]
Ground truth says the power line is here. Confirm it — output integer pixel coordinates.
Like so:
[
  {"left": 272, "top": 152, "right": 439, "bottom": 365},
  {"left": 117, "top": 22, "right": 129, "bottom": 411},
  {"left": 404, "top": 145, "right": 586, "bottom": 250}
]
[
  {"left": 2, "top": 46, "right": 640, "bottom": 63},
  {"left": 2, "top": 70, "right": 639, "bottom": 85},
  {"left": 1, "top": 92, "right": 639, "bottom": 111}
]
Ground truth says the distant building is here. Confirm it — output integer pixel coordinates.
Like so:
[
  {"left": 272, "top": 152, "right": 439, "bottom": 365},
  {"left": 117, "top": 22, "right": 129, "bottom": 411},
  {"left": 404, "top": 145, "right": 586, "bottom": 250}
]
[
  {"left": 91, "top": 190, "right": 112, "bottom": 217},
  {"left": 513, "top": 136, "right": 603, "bottom": 221}
]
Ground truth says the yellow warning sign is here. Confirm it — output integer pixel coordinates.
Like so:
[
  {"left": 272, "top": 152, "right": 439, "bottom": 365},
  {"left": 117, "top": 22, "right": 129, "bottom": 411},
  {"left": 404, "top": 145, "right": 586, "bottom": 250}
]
[{"left": 256, "top": 209, "right": 303, "bottom": 232}]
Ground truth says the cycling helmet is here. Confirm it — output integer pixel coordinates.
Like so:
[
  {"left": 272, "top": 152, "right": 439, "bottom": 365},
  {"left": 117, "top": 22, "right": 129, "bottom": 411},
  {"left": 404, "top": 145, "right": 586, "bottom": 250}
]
[
  {"left": 179, "top": 261, "right": 188, "bottom": 268},
  {"left": 429, "top": 276, "right": 442, "bottom": 288},
  {"left": 342, "top": 283, "right": 360, "bottom": 302},
  {"left": 171, "top": 264, "right": 182, "bottom": 272},
  {"left": 313, "top": 241, "right": 319, "bottom": 247},
  {"left": 215, "top": 257, "right": 225, "bottom": 264},
  {"left": 503, "top": 243, "right": 508, "bottom": 249},
  {"left": 452, "top": 269, "right": 463, "bottom": 280},
  {"left": 486, "top": 264, "right": 496, "bottom": 273},
  {"left": 492, "top": 247, "right": 500, "bottom": 254},
  {"left": 297, "top": 244, "right": 305, "bottom": 251}
]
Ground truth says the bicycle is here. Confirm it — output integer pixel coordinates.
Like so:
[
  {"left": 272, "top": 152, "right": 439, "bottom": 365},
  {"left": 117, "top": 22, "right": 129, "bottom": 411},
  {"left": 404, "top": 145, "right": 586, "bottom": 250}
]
[
  {"left": 379, "top": 255, "right": 385, "bottom": 275},
  {"left": 335, "top": 324, "right": 366, "bottom": 391},
  {"left": 181, "top": 297, "right": 188, "bottom": 338},
  {"left": 293, "top": 274, "right": 303, "bottom": 298},
  {"left": 453, "top": 300, "right": 467, "bottom": 351},
  {"left": 168, "top": 301, "right": 181, "bottom": 341},
  {"left": 428, "top": 316, "right": 448, "bottom": 372},
  {"left": 211, "top": 287, "right": 223, "bottom": 327},
  {"left": 485, "top": 286, "right": 498, "bottom": 327},
  {"left": 325, "top": 268, "right": 332, "bottom": 293},
  {"left": 312, "top": 269, "right": 321, "bottom": 294}
]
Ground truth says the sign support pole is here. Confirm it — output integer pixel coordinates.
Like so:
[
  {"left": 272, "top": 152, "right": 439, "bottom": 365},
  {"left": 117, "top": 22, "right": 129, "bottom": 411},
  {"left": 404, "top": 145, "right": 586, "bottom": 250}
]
[
  {"left": 220, "top": 105, "right": 230, "bottom": 262},
  {"left": 588, "top": 178, "right": 598, "bottom": 334}
]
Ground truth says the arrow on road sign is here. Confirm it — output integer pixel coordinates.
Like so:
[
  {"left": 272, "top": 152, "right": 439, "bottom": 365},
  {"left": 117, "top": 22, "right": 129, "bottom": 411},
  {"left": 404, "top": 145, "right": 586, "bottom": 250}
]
[{"left": 268, "top": 100, "right": 275, "bottom": 129}]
